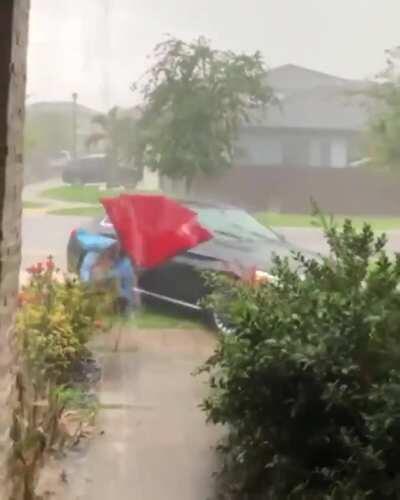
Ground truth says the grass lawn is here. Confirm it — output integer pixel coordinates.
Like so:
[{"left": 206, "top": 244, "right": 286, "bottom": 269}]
[
  {"left": 112, "top": 305, "right": 204, "bottom": 330},
  {"left": 256, "top": 212, "right": 400, "bottom": 231},
  {"left": 40, "top": 185, "right": 122, "bottom": 204},
  {"left": 23, "top": 201, "right": 46, "bottom": 209},
  {"left": 48, "top": 206, "right": 104, "bottom": 217}
]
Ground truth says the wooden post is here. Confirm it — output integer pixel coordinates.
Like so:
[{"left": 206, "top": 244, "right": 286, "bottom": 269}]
[{"left": 0, "top": 1, "right": 30, "bottom": 497}]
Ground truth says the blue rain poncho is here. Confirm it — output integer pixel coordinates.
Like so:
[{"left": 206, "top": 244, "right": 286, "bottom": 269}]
[
  {"left": 76, "top": 229, "right": 116, "bottom": 253},
  {"left": 77, "top": 229, "right": 135, "bottom": 308}
]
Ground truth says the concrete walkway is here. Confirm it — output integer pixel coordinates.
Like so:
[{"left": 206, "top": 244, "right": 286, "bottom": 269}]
[{"left": 55, "top": 328, "right": 221, "bottom": 500}]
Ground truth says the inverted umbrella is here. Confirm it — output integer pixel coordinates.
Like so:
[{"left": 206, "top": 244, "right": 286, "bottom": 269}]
[{"left": 101, "top": 194, "right": 213, "bottom": 268}]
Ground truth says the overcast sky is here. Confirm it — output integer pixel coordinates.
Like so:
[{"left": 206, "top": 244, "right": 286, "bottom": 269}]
[{"left": 27, "top": 0, "right": 400, "bottom": 111}]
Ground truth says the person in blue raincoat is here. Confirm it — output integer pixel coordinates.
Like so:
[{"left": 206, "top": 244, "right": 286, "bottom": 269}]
[{"left": 77, "top": 229, "right": 136, "bottom": 314}]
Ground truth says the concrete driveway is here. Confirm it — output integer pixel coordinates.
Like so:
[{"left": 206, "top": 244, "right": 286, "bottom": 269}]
[{"left": 55, "top": 328, "right": 221, "bottom": 500}]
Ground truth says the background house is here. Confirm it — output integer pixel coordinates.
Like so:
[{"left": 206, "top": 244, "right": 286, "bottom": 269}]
[
  {"left": 236, "top": 64, "right": 369, "bottom": 169},
  {"left": 165, "top": 64, "right": 400, "bottom": 216}
]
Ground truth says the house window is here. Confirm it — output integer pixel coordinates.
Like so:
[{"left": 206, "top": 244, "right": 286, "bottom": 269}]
[
  {"left": 330, "top": 139, "right": 348, "bottom": 168},
  {"left": 282, "top": 135, "right": 309, "bottom": 166},
  {"left": 309, "top": 138, "right": 346, "bottom": 167},
  {"left": 235, "top": 133, "right": 283, "bottom": 166}
]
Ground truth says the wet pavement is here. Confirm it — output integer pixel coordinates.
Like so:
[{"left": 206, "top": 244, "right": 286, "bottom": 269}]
[
  {"left": 21, "top": 213, "right": 400, "bottom": 275},
  {"left": 52, "top": 328, "right": 221, "bottom": 500},
  {"left": 21, "top": 213, "right": 91, "bottom": 272}
]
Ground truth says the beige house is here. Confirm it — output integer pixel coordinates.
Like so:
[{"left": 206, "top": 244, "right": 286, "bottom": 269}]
[{"left": 236, "top": 64, "right": 370, "bottom": 169}]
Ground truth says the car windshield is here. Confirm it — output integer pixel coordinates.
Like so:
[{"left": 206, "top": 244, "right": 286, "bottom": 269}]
[
  {"left": 192, "top": 206, "right": 281, "bottom": 242},
  {"left": 101, "top": 207, "right": 280, "bottom": 242}
]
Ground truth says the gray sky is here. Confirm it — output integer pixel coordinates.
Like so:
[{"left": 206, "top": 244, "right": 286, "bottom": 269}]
[{"left": 28, "top": 0, "right": 400, "bottom": 111}]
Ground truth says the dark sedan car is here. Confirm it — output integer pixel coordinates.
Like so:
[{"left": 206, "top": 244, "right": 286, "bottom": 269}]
[
  {"left": 62, "top": 154, "right": 137, "bottom": 185},
  {"left": 67, "top": 200, "right": 310, "bottom": 330}
]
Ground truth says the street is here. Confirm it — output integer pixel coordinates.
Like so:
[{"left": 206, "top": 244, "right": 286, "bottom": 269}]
[
  {"left": 21, "top": 213, "right": 91, "bottom": 271},
  {"left": 21, "top": 214, "right": 400, "bottom": 275}
]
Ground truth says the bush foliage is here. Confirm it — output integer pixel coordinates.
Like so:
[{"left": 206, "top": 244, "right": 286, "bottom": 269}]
[
  {"left": 12, "top": 257, "right": 112, "bottom": 498},
  {"left": 201, "top": 221, "right": 400, "bottom": 499},
  {"left": 17, "top": 257, "right": 110, "bottom": 382}
]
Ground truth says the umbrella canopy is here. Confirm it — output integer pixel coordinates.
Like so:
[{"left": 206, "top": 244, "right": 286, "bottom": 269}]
[{"left": 101, "top": 194, "right": 213, "bottom": 268}]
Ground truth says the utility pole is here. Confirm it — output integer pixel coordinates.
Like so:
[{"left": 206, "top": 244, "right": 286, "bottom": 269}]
[{"left": 72, "top": 92, "right": 78, "bottom": 160}]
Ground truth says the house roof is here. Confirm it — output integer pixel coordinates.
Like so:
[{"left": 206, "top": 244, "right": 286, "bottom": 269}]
[
  {"left": 27, "top": 101, "right": 99, "bottom": 117},
  {"left": 246, "top": 64, "right": 372, "bottom": 132},
  {"left": 251, "top": 86, "right": 370, "bottom": 131},
  {"left": 266, "top": 64, "right": 354, "bottom": 91}
]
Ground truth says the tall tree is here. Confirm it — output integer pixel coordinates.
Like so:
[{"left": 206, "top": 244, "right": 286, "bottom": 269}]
[
  {"left": 366, "top": 46, "right": 400, "bottom": 170},
  {"left": 133, "top": 36, "right": 274, "bottom": 190},
  {"left": 87, "top": 106, "right": 143, "bottom": 187}
]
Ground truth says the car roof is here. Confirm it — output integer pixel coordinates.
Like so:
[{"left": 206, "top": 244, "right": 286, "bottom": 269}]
[{"left": 94, "top": 197, "right": 244, "bottom": 228}]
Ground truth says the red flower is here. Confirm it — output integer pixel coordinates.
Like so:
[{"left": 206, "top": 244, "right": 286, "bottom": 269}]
[{"left": 27, "top": 260, "right": 48, "bottom": 276}]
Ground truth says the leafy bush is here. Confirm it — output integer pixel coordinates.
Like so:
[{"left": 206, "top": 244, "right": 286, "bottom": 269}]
[
  {"left": 17, "top": 257, "right": 110, "bottom": 382},
  {"left": 201, "top": 221, "right": 400, "bottom": 499}
]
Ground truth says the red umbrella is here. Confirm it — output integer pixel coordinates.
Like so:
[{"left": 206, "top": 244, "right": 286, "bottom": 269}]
[{"left": 101, "top": 194, "right": 213, "bottom": 268}]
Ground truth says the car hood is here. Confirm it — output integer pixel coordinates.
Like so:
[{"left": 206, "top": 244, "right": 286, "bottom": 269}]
[
  {"left": 90, "top": 218, "right": 319, "bottom": 273},
  {"left": 184, "top": 235, "right": 318, "bottom": 274}
]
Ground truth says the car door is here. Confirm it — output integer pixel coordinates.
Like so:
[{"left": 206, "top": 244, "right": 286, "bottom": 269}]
[{"left": 139, "top": 251, "right": 217, "bottom": 308}]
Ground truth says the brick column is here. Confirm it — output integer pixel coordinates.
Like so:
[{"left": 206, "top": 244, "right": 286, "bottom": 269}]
[{"left": 0, "top": 0, "right": 30, "bottom": 497}]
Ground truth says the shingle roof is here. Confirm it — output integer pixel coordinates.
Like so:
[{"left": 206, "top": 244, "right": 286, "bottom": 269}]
[
  {"left": 266, "top": 64, "right": 352, "bottom": 91},
  {"left": 251, "top": 86, "right": 370, "bottom": 131},
  {"left": 246, "top": 65, "right": 372, "bottom": 132}
]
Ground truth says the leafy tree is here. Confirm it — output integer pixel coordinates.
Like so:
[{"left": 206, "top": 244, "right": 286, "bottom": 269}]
[
  {"left": 366, "top": 46, "right": 400, "bottom": 170},
  {"left": 133, "top": 36, "right": 274, "bottom": 190},
  {"left": 87, "top": 106, "right": 143, "bottom": 187}
]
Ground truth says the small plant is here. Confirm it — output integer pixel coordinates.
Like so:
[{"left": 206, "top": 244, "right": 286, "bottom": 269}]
[
  {"left": 12, "top": 257, "right": 110, "bottom": 498},
  {"left": 17, "top": 256, "right": 108, "bottom": 382},
  {"left": 200, "top": 220, "right": 400, "bottom": 499}
]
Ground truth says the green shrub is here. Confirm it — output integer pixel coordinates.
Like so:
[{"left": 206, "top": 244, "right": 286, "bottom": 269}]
[
  {"left": 201, "top": 221, "right": 400, "bottom": 499},
  {"left": 17, "top": 257, "right": 110, "bottom": 382}
]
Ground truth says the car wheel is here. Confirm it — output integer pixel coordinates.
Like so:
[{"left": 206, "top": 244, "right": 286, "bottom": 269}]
[{"left": 210, "top": 309, "right": 237, "bottom": 336}]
